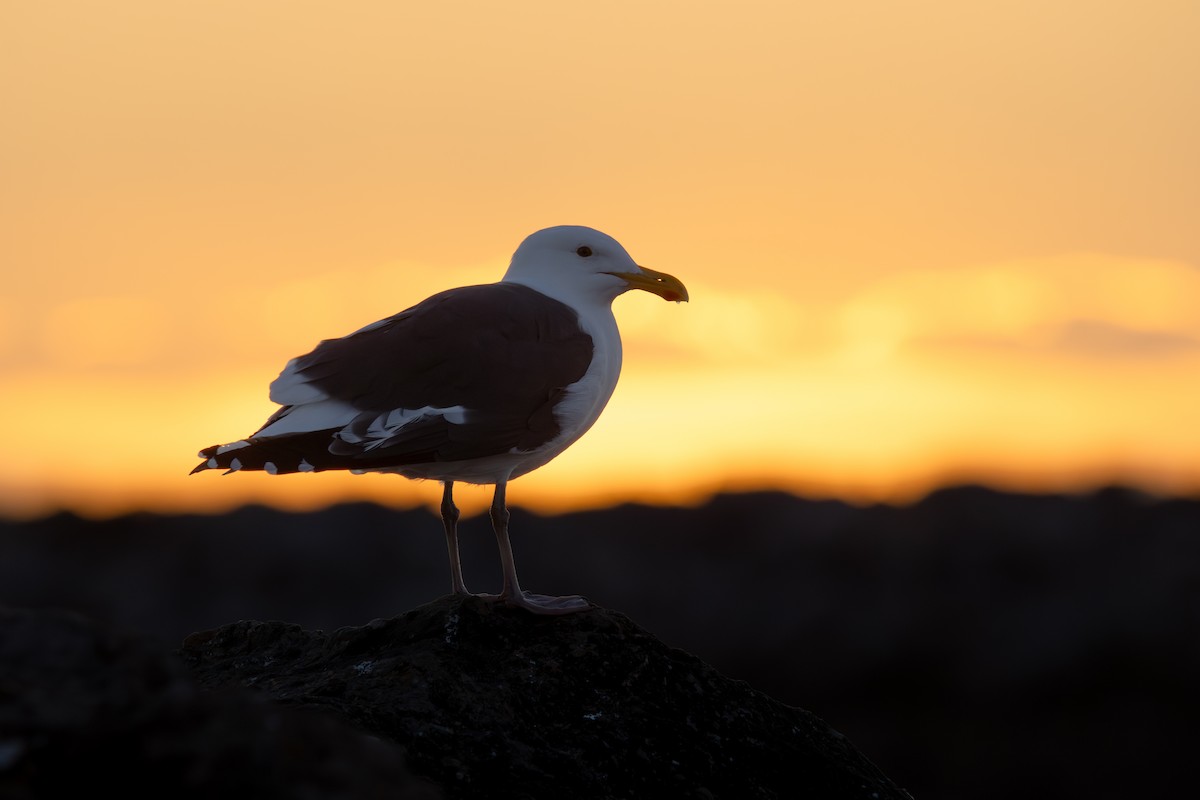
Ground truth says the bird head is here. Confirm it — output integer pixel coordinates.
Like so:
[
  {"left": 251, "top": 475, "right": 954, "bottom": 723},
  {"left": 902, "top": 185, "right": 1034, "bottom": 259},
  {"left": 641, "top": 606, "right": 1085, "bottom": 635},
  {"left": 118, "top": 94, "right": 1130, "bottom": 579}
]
[{"left": 503, "top": 226, "right": 689, "bottom": 306}]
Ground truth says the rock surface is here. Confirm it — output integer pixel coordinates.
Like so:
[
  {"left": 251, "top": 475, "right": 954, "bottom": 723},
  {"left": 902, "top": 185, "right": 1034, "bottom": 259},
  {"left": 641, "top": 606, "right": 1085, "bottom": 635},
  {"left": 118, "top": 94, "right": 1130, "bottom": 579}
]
[
  {"left": 2, "top": 596, "right": 909, "bottom": 799},
  {"left": 180, "top": 594, "right": 911, "bottom": 799},
  {"left": 0, "top": 607, "right": 438, "bottom": 799}
]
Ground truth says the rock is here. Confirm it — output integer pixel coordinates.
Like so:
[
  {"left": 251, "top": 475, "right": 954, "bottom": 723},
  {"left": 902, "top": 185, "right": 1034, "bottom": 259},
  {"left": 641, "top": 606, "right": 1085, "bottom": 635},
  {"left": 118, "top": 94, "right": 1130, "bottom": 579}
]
[
  {"left": 181, "top": 594, "right": 911, "bottom": 799},
  {"left": 0, "top": 607, "right": 439, "bottom": 799}
]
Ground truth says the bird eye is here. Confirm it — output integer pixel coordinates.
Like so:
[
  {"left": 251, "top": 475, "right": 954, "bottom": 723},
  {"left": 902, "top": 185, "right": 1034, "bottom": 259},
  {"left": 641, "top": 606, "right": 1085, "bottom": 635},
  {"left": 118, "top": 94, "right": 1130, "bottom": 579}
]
[{"left": 576, "top": 246, "right": 593, "bottom": 258}]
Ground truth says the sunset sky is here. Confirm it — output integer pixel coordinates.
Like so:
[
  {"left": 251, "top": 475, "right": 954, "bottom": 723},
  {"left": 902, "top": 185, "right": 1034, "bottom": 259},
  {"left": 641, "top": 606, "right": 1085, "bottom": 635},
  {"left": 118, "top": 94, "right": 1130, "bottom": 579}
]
[{"left": 2, "top": 1, "right": 1198, "bottom": 519}]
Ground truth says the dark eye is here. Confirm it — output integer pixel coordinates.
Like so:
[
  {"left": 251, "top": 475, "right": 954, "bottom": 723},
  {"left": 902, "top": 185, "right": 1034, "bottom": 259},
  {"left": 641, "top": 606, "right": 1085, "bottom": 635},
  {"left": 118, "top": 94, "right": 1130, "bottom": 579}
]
[{"left": 576, "top": 246, "right": 593, "bottom": 258}]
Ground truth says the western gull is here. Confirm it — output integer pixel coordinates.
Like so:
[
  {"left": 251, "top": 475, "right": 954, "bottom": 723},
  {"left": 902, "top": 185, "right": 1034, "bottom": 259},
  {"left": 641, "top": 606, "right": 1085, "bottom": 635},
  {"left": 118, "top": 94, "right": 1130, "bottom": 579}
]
[{"left": 192, "top": 225, "right": 688, "bottom": 614}]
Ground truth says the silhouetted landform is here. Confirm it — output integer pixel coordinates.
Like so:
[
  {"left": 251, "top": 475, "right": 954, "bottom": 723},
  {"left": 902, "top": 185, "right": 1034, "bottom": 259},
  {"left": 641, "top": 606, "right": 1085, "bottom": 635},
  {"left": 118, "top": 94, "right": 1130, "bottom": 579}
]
[
  {"left": 0, "top": 598, "right": 904, "bottom": 799},
  {"left": 181, "top": 595, "right": 909, "bottom": 799},
  {"left": 0, "top": 606, "right": 438, "bottom": 799},
  {"left": 2, "top": 485, "right": 1199, "bottom": 798}
]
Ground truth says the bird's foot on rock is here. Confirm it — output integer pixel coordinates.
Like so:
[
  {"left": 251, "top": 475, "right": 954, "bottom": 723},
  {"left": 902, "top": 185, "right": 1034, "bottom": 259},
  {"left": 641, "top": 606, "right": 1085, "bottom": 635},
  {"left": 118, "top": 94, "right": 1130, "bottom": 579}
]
[
  {"left": 508, "top": 591, "right": 592, "bottom": 615},
  {"left": 467, "top": 589, "right": 590, "bottom": 615},
  {"left": 475, "top": 590, "right": 591, "bottom": 615}
]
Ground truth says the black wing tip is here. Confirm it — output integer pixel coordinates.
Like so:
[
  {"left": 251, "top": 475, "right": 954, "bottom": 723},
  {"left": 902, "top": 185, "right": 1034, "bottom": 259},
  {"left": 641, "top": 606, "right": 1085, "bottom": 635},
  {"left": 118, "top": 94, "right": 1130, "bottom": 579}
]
[
  {"left": 190, "top": 445, "right": 219, "bottom": 475},
  {"left": 188, "top": 432, "right": 352, "bottom": 476}
]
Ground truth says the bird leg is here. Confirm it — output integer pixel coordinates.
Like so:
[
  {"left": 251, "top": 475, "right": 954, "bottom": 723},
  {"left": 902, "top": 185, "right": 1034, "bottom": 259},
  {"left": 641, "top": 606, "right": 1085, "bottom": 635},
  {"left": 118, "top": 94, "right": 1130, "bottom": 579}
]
[
  {"left": 488, "top": 481, "right": 590, "bottom": 615},
  {"left": 441, "top": 481, "right": 469, "bottom": 595}
]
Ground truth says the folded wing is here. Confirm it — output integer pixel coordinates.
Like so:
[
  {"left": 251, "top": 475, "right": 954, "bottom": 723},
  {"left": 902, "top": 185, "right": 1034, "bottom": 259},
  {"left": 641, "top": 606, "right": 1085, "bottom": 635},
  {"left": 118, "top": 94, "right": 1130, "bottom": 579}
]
[{"left": 193, "top": 283, "right": 594, "bottom": 475}]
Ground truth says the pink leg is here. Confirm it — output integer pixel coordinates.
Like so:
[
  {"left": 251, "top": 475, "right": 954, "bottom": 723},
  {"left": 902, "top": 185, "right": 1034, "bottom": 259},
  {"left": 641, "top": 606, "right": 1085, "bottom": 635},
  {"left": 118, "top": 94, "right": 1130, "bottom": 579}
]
[
  {"left": 489, "top": 481, "right": 590, "bottom": 615},
  {"left": 441, "top": 481, "right": 469, "bottom": 595}
]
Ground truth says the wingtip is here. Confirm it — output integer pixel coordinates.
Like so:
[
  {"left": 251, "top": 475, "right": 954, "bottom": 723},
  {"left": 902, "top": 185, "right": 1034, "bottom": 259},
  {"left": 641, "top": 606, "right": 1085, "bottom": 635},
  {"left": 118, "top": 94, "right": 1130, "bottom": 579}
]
[{"left": 190, "top": 449, "right": 220, "bottom": 475}]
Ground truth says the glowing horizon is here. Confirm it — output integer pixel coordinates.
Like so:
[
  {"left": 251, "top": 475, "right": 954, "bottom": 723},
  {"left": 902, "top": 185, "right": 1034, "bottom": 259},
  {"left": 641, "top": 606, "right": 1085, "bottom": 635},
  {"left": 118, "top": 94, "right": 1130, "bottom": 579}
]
[{"left": 3, "top": 2, "right": 1198, "bottom": 519}]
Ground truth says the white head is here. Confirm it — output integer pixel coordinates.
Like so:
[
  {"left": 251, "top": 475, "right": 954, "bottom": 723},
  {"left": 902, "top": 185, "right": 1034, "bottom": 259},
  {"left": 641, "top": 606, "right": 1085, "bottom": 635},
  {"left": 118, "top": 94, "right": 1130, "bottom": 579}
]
[{"left": 502, "top": 225, "right": 688, "bottom": 308}]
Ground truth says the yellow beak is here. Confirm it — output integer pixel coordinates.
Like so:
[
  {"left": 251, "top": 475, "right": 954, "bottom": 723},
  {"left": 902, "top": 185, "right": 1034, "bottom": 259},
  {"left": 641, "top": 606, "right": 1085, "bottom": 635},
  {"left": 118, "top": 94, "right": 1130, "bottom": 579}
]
[{"left": 606, "top": 266, "right": 690, "bottom": 302}]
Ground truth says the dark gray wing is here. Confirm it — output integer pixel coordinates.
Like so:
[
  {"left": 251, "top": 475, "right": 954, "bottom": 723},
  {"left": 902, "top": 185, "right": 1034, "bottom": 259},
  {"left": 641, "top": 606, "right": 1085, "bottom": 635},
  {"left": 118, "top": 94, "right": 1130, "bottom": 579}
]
[{"left": 247, "top": 283, "right": 594, "bottom": 466}]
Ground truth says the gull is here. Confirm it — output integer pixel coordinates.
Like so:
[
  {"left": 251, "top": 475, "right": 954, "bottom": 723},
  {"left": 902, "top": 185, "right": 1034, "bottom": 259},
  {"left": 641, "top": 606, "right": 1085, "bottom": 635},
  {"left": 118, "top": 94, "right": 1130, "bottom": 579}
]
[{"left": 192, "top": 225, "right": 688, "bottom": 614}]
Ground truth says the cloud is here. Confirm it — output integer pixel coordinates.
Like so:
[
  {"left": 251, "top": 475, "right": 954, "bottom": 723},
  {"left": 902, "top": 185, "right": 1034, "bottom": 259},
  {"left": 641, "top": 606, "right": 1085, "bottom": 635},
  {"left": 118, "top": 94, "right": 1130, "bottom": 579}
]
[
  {"left": 619, "top": 279, "right": 823, "bottom": 365},
  {"left": 1050, "top": 319, "right": 1200, "bottom": 357},
  {"left": 617, "top": 253, "right": 1200, "bottom": 372},
  {"left": 837, "top": 253, "right": 1200, "bottom": 363}
]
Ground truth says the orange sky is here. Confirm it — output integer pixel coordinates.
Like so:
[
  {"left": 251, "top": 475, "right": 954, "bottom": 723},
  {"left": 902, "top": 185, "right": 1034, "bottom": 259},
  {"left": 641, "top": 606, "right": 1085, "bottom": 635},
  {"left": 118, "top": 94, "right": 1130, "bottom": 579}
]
[{"left": 2, "top": 1, "right": 1199, "bottom": 519}]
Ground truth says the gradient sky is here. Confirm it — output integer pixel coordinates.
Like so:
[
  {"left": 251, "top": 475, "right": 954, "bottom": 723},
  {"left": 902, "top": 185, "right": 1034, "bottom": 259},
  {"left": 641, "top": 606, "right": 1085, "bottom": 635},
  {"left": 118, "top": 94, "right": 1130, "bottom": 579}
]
[{"left": 2, "top": 1, "right": 1198, "bottom": 519}]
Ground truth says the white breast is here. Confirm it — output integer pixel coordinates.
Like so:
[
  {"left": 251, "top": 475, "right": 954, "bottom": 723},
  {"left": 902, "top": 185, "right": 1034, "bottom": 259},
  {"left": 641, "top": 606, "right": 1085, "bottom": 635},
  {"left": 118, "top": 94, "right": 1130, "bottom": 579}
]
[{"left": 509, "top": 298, "right": 623, "bottom": 480}]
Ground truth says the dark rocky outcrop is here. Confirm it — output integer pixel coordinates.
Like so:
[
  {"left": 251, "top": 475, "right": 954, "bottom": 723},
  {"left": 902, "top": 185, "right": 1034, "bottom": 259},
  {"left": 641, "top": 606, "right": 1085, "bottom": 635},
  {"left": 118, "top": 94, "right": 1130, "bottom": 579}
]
[
  {"left": 2, "top": 597, "right": 909, "bottom": 799},
  {"left": 0, "top": 607, "right": 438, "bottom": 799},
  {"left": 181, "top": 595, "right": 910, "bottom": 799}
]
